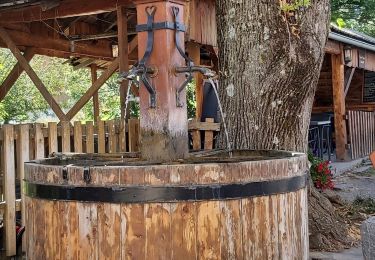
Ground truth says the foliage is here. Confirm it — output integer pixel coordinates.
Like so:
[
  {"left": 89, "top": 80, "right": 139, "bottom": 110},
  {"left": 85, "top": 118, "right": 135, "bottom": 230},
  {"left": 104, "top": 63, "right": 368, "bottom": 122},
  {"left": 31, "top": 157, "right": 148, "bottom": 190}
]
[
  {"left": 186, "top": 81, "right": 196, "bottom": 119},
  {"left": 280, "top": 0, "right": 311, "bottom": 12},
  {"left": 331, "top": 0, "right": 375, "bottom": 37},
  {"left": 308, "top": 152, "right": 334, "bottom": 190},
  {"left": 0, "top": 47, "right": 198, "bottom": 123}
]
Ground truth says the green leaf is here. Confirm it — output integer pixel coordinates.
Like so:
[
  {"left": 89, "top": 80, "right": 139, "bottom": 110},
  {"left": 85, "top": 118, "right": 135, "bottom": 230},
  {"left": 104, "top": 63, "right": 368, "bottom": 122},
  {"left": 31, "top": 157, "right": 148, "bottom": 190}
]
[{"left": 336, "top": 18, "right": 346, "bottom": 28}]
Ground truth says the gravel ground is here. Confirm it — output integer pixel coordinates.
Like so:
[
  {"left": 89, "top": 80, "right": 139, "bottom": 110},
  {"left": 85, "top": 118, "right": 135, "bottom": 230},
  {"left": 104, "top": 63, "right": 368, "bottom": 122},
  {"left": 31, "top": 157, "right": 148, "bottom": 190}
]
[{"left": 334, "top": 161, "right": 375, "bottom": 203}]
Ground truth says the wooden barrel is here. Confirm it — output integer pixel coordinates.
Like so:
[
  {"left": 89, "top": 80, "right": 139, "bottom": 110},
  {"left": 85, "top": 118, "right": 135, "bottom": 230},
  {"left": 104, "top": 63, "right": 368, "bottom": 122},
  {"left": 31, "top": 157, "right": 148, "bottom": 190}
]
[{"left": 24, "top": 150, "right": 308, "bottom": 260}]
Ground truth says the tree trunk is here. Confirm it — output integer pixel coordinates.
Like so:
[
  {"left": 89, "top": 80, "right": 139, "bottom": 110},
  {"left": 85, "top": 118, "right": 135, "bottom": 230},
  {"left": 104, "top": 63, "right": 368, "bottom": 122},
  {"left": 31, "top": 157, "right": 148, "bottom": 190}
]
[{"left": 216, "top": 0, "right": 354, "bottom": 251}]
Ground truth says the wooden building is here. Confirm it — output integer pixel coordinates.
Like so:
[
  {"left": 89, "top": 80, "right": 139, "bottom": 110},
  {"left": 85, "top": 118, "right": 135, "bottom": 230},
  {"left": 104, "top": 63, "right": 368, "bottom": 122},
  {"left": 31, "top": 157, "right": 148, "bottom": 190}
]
[
  {"left": 0, "top": 0, "right": 217, "bottom": 122},
  {"left": 0, "top": 1, "right": 374, "bottom": 162},
  {"left": 314, "top": 25, "right": 375, "bottom": 161}
]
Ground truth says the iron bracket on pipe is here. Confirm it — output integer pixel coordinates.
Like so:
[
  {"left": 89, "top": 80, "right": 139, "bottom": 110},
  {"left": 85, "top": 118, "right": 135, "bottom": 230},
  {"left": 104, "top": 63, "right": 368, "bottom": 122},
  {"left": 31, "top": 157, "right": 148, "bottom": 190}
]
[
  {"left": 171, "top": 6, "right": 217, "bottom": 107},
  {"left": 119, "top": 6, "right": 158, "bottom": 108}
]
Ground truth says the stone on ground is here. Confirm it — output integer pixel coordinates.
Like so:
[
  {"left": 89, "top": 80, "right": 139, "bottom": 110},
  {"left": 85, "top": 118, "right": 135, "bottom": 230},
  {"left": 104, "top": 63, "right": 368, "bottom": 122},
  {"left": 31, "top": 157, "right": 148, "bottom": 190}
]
[{"left": 361, "top": 216, "right": 375, "bottom": 260}]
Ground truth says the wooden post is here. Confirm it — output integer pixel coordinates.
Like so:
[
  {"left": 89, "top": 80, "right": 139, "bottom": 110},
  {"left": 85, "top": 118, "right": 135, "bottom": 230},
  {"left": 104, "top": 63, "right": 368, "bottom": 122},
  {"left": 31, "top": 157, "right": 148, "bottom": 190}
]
[
  {"left": 331, "top": 54, "right": 350, "bottom": 161},
  {"left": 135, "top": 0, "right": 189, "bottom": 161},
  {"left": 128, "top": 118, "right": 140, "bottom": 152},
  {"left": 2, "top": 125, "right": 16, "bottom": 256},
  {"left": 204, "top": 118, "right": 214, "bottom": 150},
  {"left": 117, "top": 5, "right": 130, "bottom": 119},
  {"left": 187, "top": 41, "right": 203, "bottom": 119},
  {"left": 91, "top": 64, "right": 100, "bottom": 121}
]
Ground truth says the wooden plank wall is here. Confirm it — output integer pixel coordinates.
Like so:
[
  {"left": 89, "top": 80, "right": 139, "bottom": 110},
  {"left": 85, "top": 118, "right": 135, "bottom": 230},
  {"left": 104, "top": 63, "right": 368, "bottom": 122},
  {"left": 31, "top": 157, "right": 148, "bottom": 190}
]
[
  {"left": 186, "top": 0, "right": 217, "bottom": 47},
  {"left": 0, "top": 118, "right": 218, "bottom": 256},
  {"left": 346, "top": 69, "right": 364, "bottom": 105},
  {"left": 314, "top": 54, "right": 333, "bottom": 107},
  {"left": 348, "top": 110, "right": 375, "bottom": 159}
]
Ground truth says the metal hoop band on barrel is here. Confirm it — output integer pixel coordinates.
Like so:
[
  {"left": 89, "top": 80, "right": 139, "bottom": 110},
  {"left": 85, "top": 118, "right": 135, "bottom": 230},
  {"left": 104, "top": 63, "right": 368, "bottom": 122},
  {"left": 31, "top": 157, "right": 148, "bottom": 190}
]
[{"left": 24, "top": 174, "right": 308, "bottom": 204}]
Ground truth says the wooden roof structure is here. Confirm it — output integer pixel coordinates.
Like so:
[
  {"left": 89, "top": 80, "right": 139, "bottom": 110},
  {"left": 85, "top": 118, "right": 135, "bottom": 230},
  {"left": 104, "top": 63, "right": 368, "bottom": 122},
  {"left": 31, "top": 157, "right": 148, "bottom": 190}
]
[
  {"left": 314, "top": 25, "right": 375, "bottom": 161},
  {"left": 0, "top": 0, "right": 217, "bottom": 66},
  {"left": 0, "top": 0, "right": 217, "bottom": 122},
  {"left": 2, "top": 0, "right": 375, "bottom": 162}
]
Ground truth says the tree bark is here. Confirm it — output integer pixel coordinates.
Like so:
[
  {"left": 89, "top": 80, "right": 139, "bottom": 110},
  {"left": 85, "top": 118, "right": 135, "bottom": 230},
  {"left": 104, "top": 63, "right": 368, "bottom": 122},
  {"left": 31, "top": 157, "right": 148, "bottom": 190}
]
[
  {"left": 216, "top": 0, "right": 354, "bottom": 251},
  {"left": 216, "top": 0, "right": 329, "bottom": 151}
]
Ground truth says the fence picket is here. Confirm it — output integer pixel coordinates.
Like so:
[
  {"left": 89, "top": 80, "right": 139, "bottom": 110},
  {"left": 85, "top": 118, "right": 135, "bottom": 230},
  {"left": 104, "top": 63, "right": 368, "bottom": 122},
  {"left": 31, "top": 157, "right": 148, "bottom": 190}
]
[
  {"left": 86, "top": 121, "right": 94, "bottom": 153},
  {"left": 61, "top": 121, "right": 71, "bottom": 153},
  {"left": 48, "top": 122, "right": 58, "bottom": 155},
  {"left": 74, "top": 121, "right": 83, "bottom": 153},
  {"left": 3, "top": 125, "right": 16, "bottom": 256},
  {"left": 34, "top": 123, "right": 44, "bottom": 159}
]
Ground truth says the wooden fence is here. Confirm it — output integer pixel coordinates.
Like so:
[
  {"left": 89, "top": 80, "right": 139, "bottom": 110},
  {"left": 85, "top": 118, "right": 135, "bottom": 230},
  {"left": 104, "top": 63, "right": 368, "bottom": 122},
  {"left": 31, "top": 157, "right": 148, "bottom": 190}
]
[
  {"left": 347, "top": 110, "right": 375, "bottom": 159},
  {"left": 0, "top": 118, "right": 219, "bottom": 256}
]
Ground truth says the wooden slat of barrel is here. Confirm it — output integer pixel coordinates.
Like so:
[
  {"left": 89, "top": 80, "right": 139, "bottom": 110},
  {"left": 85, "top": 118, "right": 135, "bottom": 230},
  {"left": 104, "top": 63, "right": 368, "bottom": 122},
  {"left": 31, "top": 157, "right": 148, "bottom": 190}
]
[
  {"left": 197, "top": 164, "right": 221, "bottom": 259},
  {"left": 35, "top": 199, "right": 47, "bottom": 259},
  {"left": 220, "top": 199, "right": 242, "bottom": 259},
  {"left": 98, "top": 203, "right": 121, "bottom": 259},
  {"left": 145, "top": 166, "right": 172, "bottom": 259},
  {"left": 170, "top": 164, "right": 197, "bottom": 259},
  {"left": 120, "top": 166, "right": 146, "bottom": 259},
  {"left": 77, "top": 202, "right": 98, "bottom": 260}
]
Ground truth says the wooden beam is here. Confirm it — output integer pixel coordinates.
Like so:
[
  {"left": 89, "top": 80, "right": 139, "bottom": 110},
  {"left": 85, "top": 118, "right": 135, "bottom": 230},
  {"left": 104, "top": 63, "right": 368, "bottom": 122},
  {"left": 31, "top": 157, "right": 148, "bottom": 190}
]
[
  {"left": 73, "top": 58, "right": 95, "bottom": 70},
  {"left": 0, "top": 48, "right": 34, "bottom": 101},
  {"left": 0, "top": 27, "right": 67, "bottom": 121},
  {"left": 0, "top": 28, "right": 113, "bottom": 59},
  {"left": 325, "top": 39, "right": 341, "bottom": 55},
  {"left": 70, "top": 32, "right": 117, "bottom": 42},
  {"left": 118, "top": 5, "right": 130, "bottom": 119},
  {"left": 344, "top": 67, "right": 356, "bottom": 97},
  {"left": 331, "top": 54, "right": 350, "bottom": 161},
  {"left": 187, "top": 41, "right": 203, "bottom": 119},
  {"left": 66, "top": 58, "right": 119, "bottom": 120},
  {"left": 91, "top": 64, "right": 100, "bottom": 121},
  {"left": 0, "top": 0, "right": 133, "bottom": 23}
]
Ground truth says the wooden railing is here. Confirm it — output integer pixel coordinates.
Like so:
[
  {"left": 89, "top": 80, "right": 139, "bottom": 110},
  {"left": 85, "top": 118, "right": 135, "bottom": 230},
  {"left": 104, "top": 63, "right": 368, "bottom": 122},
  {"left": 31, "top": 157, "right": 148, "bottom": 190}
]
[
  {"left": 347, "top": 110, "right": 375, "bottom": 159},
  {"left": 0, "top": 118, "right": 219, "bottom": 255}
]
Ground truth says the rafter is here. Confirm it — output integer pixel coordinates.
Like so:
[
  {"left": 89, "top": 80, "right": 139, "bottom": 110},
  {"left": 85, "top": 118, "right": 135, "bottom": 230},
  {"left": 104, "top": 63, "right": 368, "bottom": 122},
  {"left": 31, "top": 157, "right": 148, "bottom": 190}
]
[
  {"left": 0, "top": 48, "right": 34, "bottom": 101},
  {"left": 0, "top": 28, "right": 113, "bottom": 59},
  {"left": 0, "top": 27, "right": 67, "bottom": 121},
  {"left": 0, "top": 0, "right": 133, "bottom": 23}
]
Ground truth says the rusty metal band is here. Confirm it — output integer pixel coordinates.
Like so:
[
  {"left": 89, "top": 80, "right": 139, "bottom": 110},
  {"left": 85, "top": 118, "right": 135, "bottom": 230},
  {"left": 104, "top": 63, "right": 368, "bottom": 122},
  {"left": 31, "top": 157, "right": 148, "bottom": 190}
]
[
  {"left": 24, "top": 174, "right": 308, "bottom": 204},
  {"left": 136, "top": 21, "right": 186, "bottom": 32}
]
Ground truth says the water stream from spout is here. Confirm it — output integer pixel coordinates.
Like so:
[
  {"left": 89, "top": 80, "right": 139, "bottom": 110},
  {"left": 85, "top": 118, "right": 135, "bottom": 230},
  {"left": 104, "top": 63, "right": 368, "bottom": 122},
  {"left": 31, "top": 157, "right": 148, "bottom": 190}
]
[{"left": 208, "top": 78, "right": 232, "bottom": 158}]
